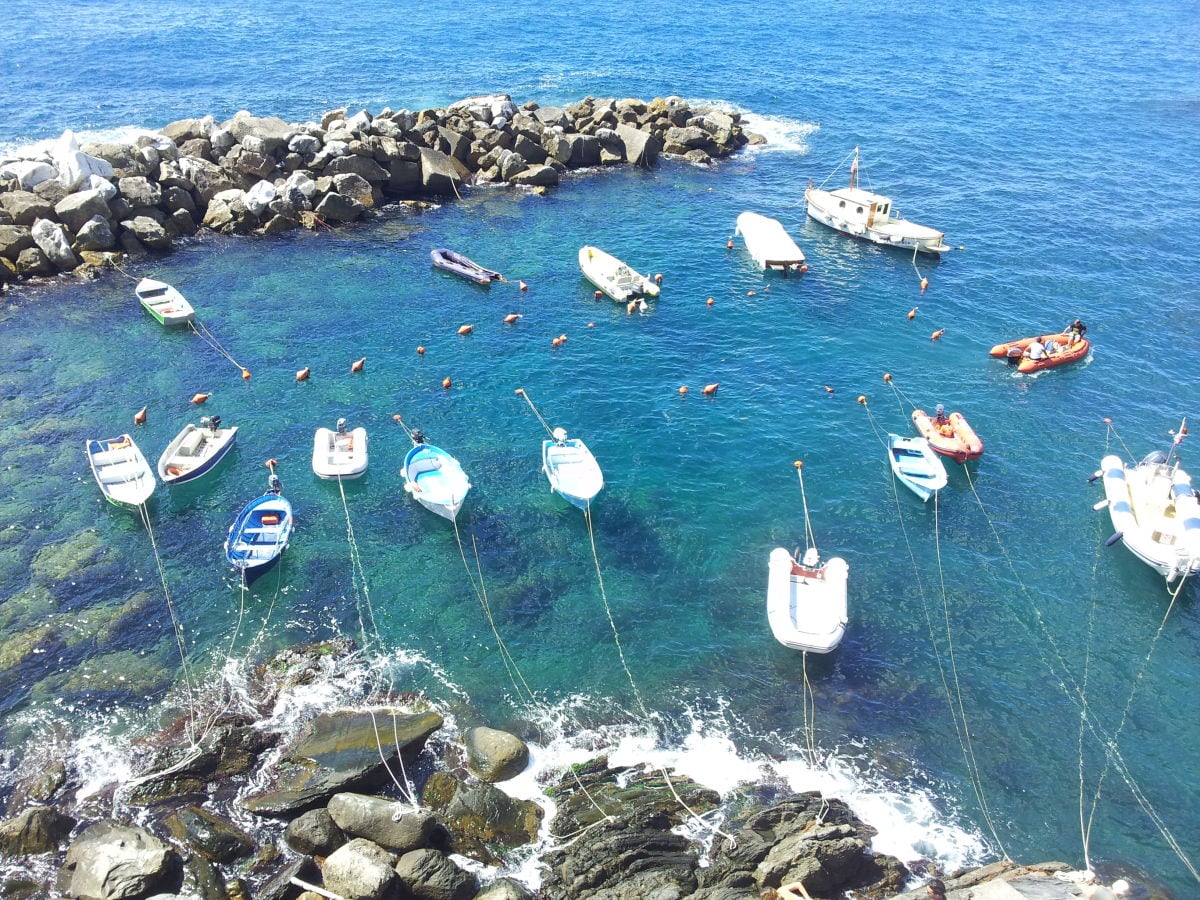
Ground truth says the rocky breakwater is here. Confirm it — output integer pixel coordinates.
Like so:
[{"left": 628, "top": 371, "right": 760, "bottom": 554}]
[{"left": 0, "top": 94, "right": 760, "bottom": 289}]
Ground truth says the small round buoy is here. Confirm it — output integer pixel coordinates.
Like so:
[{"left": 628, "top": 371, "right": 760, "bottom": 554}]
[
  {"left": 824, "top": 385, "right": 834, "bottom": 393},
  {"left": 264, "top": 458, "right": 278, "bottom": 468},
  {"left": 794, "top": 460, "right": 803, "bottom": 469},
  {"left": 627, "top": 300, "right": 636, "bottom": 314},
  {"left": 654, "top": 273, "right": 662, "bottom": 284},
  {"left": 133, "top": 405, "right": 147, "bottom": 425},
  {"left": 857, "top": 395, "right": 868, "bottom": 405},
  {"left": 241, "top": 368, "right": 251, "bottom": 380},
  {"left": 587, "top": 322, "right": 595, "bottom": 328},
  {"left": 551, "top": 337, "right": 562, "bottom": 347},
  {"left": 594, "top": 290, "right": 603, "bottom": 299},
  {"left": 558, "top": 333, "right": 567, "bottom": 343},
  {"left": 457, "top": 324, "right": 474, "bottom": 336},
  {"left": 190, "top": 392, "right": 211, "bottom": 404},
  {"left": 442, "top": 377, "right": 452, "bottom": 389},
  {"left": 679, "top": 386, "right": 688, "bottom": 395},
  {"left": 1103, "top": 417, "right": 1112, "bottom": 424},
  {"left": 907, "top": 307, "right": 918, "bottom": 320},
  {"left": 726, "top": 239, "right": 734, "bottom": 249},
  {"left": 515, "top": 388, "right": 525, "bottom": 395},
  {"left": 392, "top": 414, "right": 402, "bottom": 423},
  {"left": 883, "top": 373, "right": 893, "bottom": 382},
  {"left": 702, "top": 383, "right": 719, "bottom": 395},
  {"left": 503, "top": 313, "right": 522, "bottom": 324},
  {"left": 920, "top": 277, "right": 929, "bottom": 292},
  {"left": 706, "top": 297, "right": 714, "bottom": 306},
  {"left": 800, "top": 264, "right": 809, "bottom": 274},
  {"left": 416, "top": 346, "right": 425, "bottom": 355},
  {"left": 747, "top": 290, "right": 756, "bottom": 297},
  {"left": 931, "top": 329, "right": 945, "bottom": 341},
  {"left": 351, "top": 357, "right": 366, "bottom": 372},
  {"left": 295, "top": 367, "right": 310, "bottom": 382},
  {"left": 519, "top": 280, "right": 528, "bottom": 291}
]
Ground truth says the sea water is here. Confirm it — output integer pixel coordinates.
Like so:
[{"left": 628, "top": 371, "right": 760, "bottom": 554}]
[{"left": 2, "top": 0, "right": 1199, "bottom": 894}]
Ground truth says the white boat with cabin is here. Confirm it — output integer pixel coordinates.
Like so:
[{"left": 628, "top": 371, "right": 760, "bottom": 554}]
[
  {"left": 734, "top": 211, "right": 808, "bottom": 273},
  {"left": 804, "top": 147, "right": 950, "bottom": 255}
]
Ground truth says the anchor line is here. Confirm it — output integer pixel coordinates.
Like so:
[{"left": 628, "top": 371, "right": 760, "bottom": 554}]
[
  {"left": 188, "top": 319, "right": 248, "bottom": 376},
  {"left": 515, "top": 387, "right": 557, "bottom": 438},
  {"left": 337, "top": 472, "right": 381, "bottom": 650}
]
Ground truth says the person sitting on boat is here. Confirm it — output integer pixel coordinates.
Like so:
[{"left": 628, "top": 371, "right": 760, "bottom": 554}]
[
  {"left": 1025, "top": 337, "right": 1048, "bottom": 361},
  {"left": 933, "top": 404, "right": 954, "bottom": 437},
  {"left": 1066, "top": 318, "right": 1087, "bottom": 343},
  {"left": 336, "top": 417, "right": 347, "bottom": 435}
]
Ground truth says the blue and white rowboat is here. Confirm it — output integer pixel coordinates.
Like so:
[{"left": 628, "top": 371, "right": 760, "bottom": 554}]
[{"left": 225, "top": 491, "right": 293, "bottom": 576}]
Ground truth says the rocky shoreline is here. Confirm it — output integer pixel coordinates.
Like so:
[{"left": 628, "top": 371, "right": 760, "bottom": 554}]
[
  {"left": 0, "top": 93, "right": 759, "bottom": 288},
  {"left": 0, "top": 639, "right": 1128, "bottom": 899}
]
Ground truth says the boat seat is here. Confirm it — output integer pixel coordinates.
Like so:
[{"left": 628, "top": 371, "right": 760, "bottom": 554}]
[
  {"left": 98, "top": 462, "right": 144, "bottom": 484},
  {"left": 178, "top": 430, "right": 206, "bottom": 455},
  {"left": 408, "top": 456, "right": 443, "bottom": 475},
  {"left": 91, "top": 448, "right": 132, "bottom": 467}
]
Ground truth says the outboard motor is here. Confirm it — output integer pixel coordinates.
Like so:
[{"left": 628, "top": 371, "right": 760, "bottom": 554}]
[
  {"left": 1141, "top": 450, "right": 1168, "bottom": 466},
  {"left": 802, "top": 547, "right": 821, "bottom": 568}
]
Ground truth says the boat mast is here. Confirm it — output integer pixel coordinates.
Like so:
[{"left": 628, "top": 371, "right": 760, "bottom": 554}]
[
  {"left": 1167, "top": 417, "right": 1188, "bottom": 468},
  {"left": 849, "top": 146, "right": 859, "bottom": 191}
]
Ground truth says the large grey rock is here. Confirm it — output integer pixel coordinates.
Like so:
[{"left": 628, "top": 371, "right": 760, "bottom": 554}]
[
  {"left": 31, "top": 219, "right": 79, "bottom": 270},
  {"left": 58, "top": 820, "right": 181, "bottom": 900},
  {"left": 15, "top": 246, "right": 53, "bottom": 276},
  {"left": 74, "top": 215, "right": 116, "bottom": 251},
  {"left": 0, "top": 159, "right": 57, "bottom": 190},
  {"left": 422, "top": 772, "right": 541, "bottom": 865},
  {"left": 81, "top": 142, "right": 149, "bottom": 178},
  {"left": 0, "top": 805, "right": 76, "bottom": 855},
  {"left": 284, "top": 807, "right": 346, "bottom": 856},
  {"left": 384, "top": 159, "right": 422, "bottom": 194},
  {"left": 510, "top": 165, "right": 559, "bottom": 188},
  {"left": 160, "top": 118, "right": 206, "bottom": 144},
  {"left": 320, "top": 838, "right": 397, "bottom": 900},
  {"left": 163, "top": 805, "right": 255, "bottom": 864},
  {"left": 51, "top": 130, "right": 115, "bottom": 190},
  {"left": 313, "top": 191, "right": 365, "bottom": 224},
  {"left": 54, "top": 189, "right": 111, "bottom": 233},
  {"left": 117, "top": 176, "right": 161, "bottom": 209},
  {"left": 122, "top": 216, "right": 173, "bottom": 250},
  {"left": 327, "top": 793, "right": 435, "bottom": 853},
  {"left": 226, "top": 113, "right": 294, "bottom": 155},
  {"left": 474, "top": 878, "right": 535, "bottom": 900},
  {"left": 240, "top": 708, "right": 443, "bottom": 817},
  {"left": 324, "top": 155, "right": 389, "bottom": 183},
  {"left": 288, "top": 133, "right": 321, "bottom": 155},
  {"left": 663, "top": 125, "right": 717, "bottom": 156},
  {"left": 0, "top": 224, "right": 35, "bottom": 261},
  {"left": 170, "top": 208, "right": 197, "bottom": 236},
  {"left": 418, "top": 147, "right": 468, "bottom": 195},
  {"left": 463, "top": 726, "right": 529, "bottom": 783},
  {"left": 331, "top": 172, "right": 375, "bottom": 207},
  {"left": 394, "top": 848, "right": 477, "bottom": 900},
  {"left": 0, "top": 191, "right": 55, "bottom": 227},
  {"left": 616, "top": 122, "right": 662, "bottom": 166},
  {"left": 177, "top": 156, "right": 237, "bottom": 204}
]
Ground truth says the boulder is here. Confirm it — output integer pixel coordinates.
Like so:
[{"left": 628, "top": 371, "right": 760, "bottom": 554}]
[
  {"left": 417, "top": 147, "right": 468, "bottom": 195},
  {"left": 177, "top": 137, "right": 213, "bottom": 161},
  {"left": 394, "top": 848, "right": 477, "bottom": 900},
  {"left": 122, "top": 216, "right": 173, "bottom": 250},
  {"left": 0, "top": 224, "right": 35, "bottom": 261},
  {"left": 496, "top": 150, "right": 527, "bottom": 183},
  {"left": 128, "top": 719, "right": 278, "bottom": 806},
  {"left": 313, "top": 191, "right": 365, "bottom": 224},
  {"left": 177, "top": 156, "right": 237, "bottom": 204},
  {"left": 240, "top": 708, "right": 443, "bottom": 817},
  {"left": 81, "top": 142, "right": 149, "bottom": 179},
  {"left": 161, "top": 185, "right": 196, "bottom": 214},
  {"left": 0, "top": 191, "right": 55, "bottom": 227},
  {"left": 117, "top": 176, "right": 162, "bottom": 209},
  {"left": 31, "top": 219, "right": 79, "bottom": 271},
  {"left": 160, "top": 118, "right": 206, "bottom": 144},
  {"left": 51, "top": 130, "right": 115, "bottom": 191},
  {"left": 384, "top": 159, "right": 422, "bottom": 194},
  {"left": 226, "top": 112, "right": 294, "bottom": 155},
  {"left": 74, "top": 215, "right": 117, "bottom": 252},
  {"left": 284, "top": 808, "right": 346, "bottom": 857},
  {"left": 58, "top": 820, "right": 181, "bottom": 899},
  {"left": 243, "top": 180, "right": 277, "bottom": 217},
  {"left": 170, "top": 208, "right": 197, "bottom": 236},
  {"left": 288, "top": 133, "right": 321, "bottom": 155},
  {"left": 208, "top": 126, "right": 235, "bottom": 155},
  {"left": 163, "top": 805, "right": 255, "bottom": 865},
  {"left": 663, "top": 125, "right": 717, "bottom": 156},
  {"left": 320, "top": 838, "right": 397, "bottom": 900},
  {"left": 510, "top": 165, "right": 559, "bottom": 188},
  {"left": 474, "top": 878, "right": 535, "bottom": 900},
  {"left": 15, "top": 246, "right": 53, "bottom": 276},
  {"left": 327, "top": 793, "right": 435, "bottom": 853},
  {"left": 325, "top": 156, "right": 389, "bottom": 184},
  {"left": 0, "top": 806, "right": 76, "bottom": 856},
  {"left": 0, "top": 159, "right": 58, "bottom": 191},
  {"left": 463, "top": 726, "right": 529, "bottom": 783},
  {"left": 421, "top": 772, "right": 542, "bottom": 865},
  {"left": 54, "top": 189, "right": 111, "bottom": 233}
]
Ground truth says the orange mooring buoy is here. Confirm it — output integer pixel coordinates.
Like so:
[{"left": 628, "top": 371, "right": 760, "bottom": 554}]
[
  {"left": 515, "top": 388, "right": 525, "bottom": 396},
  {"left": 190, "top": 392, "right": 211, "bottom": 404},
  {"left": 558, "top": 333, "right": 567, "bottom": 343},
  {"left": 920, "top": 277, "right": 929, "bottom": 292},
  {"left": 264, "top": 458, "right": 278, "bottom": 469},
  {"left": 416, "top": 346, "right": 425, "bottom": 355},
  {"left": 295, "top": 367, "right": 310, "bottom": 381},
  {"left": 747, "top": 290, "right": 756, "bottom": 297},
  {"left": 857, "top": 395, "right": 867, "bottom": 405},
  {"left": 503, "top": 313, "right": 522, "bottom": 324},
  {"left": 133, "top": 405, "right": 147, "bottom": 425},
  {"left": 551, "top": 336, "right": 563, "bottom": 347},
  {"left": 457, "top": 324, "right": 474, "bottom": 336},
  {"left": 654, "top": 273, "right": 662, "bottom": 285},
  {"left": 679, "top": 386, "right": 689, "bottom": 395},
  {"left": 706, "top": 297, "right": 714, "bottom": 306},
  {"left": 241, "top": 368, "right": 251, "bottom": 381},
  {"left": 931, "top": 329, "right": 945, "bottom": 341},
  {"left": 587, "top": 322, "right": 595, "bottom": 328},
  {"left": 726, "top": 239, "right": 734, "bottom": 249},
  {"left": 883, "top": 373, "right": 893, "bottom": 383},
  {"left": 907, "top": 307, "right": 918, "bottom": 320},
  {"left": 442, "top": 377, "right": 452, "bottom": 389},
  {"left": 824, "top": 385, "right": 834, "bottom": 394},
  {"left": 626, "top": 300, "right": 637, "bottom": 314},
  {"left": 351, "top": 357, "right": 366, "bottom": 372},
  {"left": 519, "top": 280, "right": 528, "bottom": 291},
  {"left": 702, "top": 383, "right": 719, "bottom": 395},
  {"left": 594, "top": 290, "right": 603, "bottom": 300}
]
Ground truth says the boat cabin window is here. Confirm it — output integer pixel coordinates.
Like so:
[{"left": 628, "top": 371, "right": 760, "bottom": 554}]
[
  {"left": 838, "top": 200, "right": 846, "bottom": 209},
  {"left": 878, "top": 203, "right": 889, "bottom": 215},
  {"left": 856, "top": 206, "right": 863, "bottom": 214}
]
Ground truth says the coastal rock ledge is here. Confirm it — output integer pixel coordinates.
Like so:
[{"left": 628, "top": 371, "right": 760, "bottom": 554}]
[{"left": 0, "top": 94, "right": 762, "bottom": 288}]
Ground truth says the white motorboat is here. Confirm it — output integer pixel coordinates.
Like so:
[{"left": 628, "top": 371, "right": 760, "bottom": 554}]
[
  {"left": 135, "top": 277, "right": 196, "bottom": 325},
  {"left": 313, "top": 419, "right": 368, "bottom": 480},
  {"left": 804, "top": 147, "right": 951, "bottom": 255},
  {"left": 401, "top": 436, "right": 471, "bottom": 521},
  {"left": 542, "top": 427, "right": 604, "bottom": 509},
  {"left": 734, "top": 211, "right": 808, "bottom": 273},
  {"left": 887, "top": 433, "right": 947, "bottom": 502},
  {"left": 578, "top": 245, "right": 660, "bottom": 302},
  {"left": 1098, "top": 428, "right": 1200, "bottom": 582},
  {"left": 158, "top": 417, "right": 237, "bottom": 485},
  {"left": 86, "top": 434, "right": 156, "bottom": 507}
]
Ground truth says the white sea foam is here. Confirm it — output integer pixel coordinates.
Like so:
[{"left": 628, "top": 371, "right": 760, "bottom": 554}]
[{"left": 0, "top": 125, "right": 161, "bottom": 163}]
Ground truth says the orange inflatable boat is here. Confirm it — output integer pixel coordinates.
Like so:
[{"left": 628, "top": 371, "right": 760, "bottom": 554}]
[
  {"left": 912, "top": 408, "right": 984, "bottom": 463},
  {"left": 989, "top": 332, "right": 1090, "bottom": 374}
]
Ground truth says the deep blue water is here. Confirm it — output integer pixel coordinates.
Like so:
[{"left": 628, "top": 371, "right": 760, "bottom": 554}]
[{"left": 2, "top": 0, "right": 1200, "bottom": 894}]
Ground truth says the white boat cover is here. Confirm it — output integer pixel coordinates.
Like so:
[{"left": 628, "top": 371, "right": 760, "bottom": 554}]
[{"left": 735, "top": 211, "right": 806, "bottom": 271}]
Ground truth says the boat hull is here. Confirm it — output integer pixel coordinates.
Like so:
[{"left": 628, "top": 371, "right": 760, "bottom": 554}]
[
  {"left": 402, "top": 443, "right": 471, "bottom": 521},
  {"left": 767, "top": 547, "right": 848, "bottom": 653},
  {"left": 87, "top": 434, "right": 156, "bottom": 507},
  {"left": 542, "top": 437, "right": 604, "bottom": 509},
  {"left": 312, "top": 426, "right": 368, "bottom": 479},
  {"left": 135, "top": 277, "right": 195, "bottom": 325},
  {"left": 158, "top": 422, "right": 238, "bottom": 485},
  {"left": 911, "top": 409, "right": 983, "bottom": 463},
  {"left": 578, "top": 245, "right": 660, "bottom": 302},
  {"left": 225, "top": 492, "right": 293, "bottom": 576},
  {"left": 887, "top": 434, "right": 947, "bottom": 501},
  {"left": 430, "top": 248, "right": 502, "bottom": 285},
  {"left": 1100, "top": 454, "right": 1200, "bottom": 581}
]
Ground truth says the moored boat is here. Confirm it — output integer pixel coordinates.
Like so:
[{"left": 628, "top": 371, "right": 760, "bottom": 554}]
[
  {"left": 86, "top": 434, "right": 156, "bottom": 507},
  {"left": 542, "top": 427, "right": 604, "bottom": 510},
  {"left": 989, "top": 332, "right": 1090, "bottom": 374},
  {"left": 1097, "top": 423, "right": 1200, "bottom": 583},
  {"left": 157, "top": 417, "right": 237, "bottom": 485},
  {"left": 912, "top": 406, "right": 983, "bottom": 463},
  {"left": 804, "top": 147, "right": 950, "bottom": 255},
  {"left": 430, "top": 248, "right": 503, "bottom": 285},
  {"left": 225, "top": 477, "right": 293, "bottom": 578},
  {"left": 734, "top": 211, "right": 808, "bottom": 273},
  {"left": 401, "top": 431, "right": 471, "bottom": 521},
  {"left": 135, "top": 277, "right": 195, "bottom": 325},
  {"left": 887, "top": 433, "right": 947, "bottom": 501},
  {"left": 578, "top": 245, "right": 660, "bottom": 302},
  {"left": 312, "top": 418, "right": 368, "bottom": 480}
]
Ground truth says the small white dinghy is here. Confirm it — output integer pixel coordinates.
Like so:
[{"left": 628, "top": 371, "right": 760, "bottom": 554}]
[
  {"left": 1097, "top": 421, "right": 1200, "bottom": 583},
  {"left": 86, "top": 434, "right": 156, "bottom": 507},
  {"left": 887, "top": 433, "right": 947, "bottom": 502},
  {"left": 766, "top": 462, "right": 848, "bottom": 653},
  {"left": 313, "top": 418, "right": 368, "bottom": 480},
  {"left": 578, "top": 245, "right": 660, "bottom": 302},
  {"left": 734, "top": 211, "right": 808, "bottom": 273},
  {"left": 543, "top": 427, "right": 604, "bottom": 510},
  {"left": 135, "top": 277, "right": 196, "bottom": 325},
  {"left": 158, "top": 416, "right": 238, "bottom": 485}
]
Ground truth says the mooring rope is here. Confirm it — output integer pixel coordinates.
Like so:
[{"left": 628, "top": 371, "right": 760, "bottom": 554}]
[
  {"left": 515, "top": 387, "right": 556, "bottom": 438},
  {"left": 187, "top": 319, "right": 249, "bottom": 378}
]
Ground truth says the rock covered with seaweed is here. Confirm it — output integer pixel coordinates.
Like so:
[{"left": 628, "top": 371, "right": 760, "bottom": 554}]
[{"left": 0, "top": 94, "right": 760, "bottom": 288}]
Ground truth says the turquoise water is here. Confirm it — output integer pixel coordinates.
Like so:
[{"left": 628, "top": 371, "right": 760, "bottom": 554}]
[{"left": 3, "top": 0, "right": 1200, "bottom": 894}]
